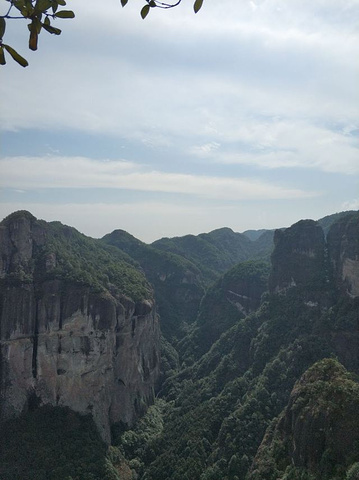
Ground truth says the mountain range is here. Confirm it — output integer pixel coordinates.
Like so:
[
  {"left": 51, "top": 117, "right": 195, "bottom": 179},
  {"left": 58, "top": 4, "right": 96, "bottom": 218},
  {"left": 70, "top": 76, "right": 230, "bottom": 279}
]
[{"left": 0, "top": 209, "right": 358, "bottom": 480}]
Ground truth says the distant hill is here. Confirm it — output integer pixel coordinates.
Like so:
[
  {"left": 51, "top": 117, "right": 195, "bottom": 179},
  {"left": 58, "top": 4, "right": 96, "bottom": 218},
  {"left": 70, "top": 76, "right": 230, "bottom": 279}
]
[
  {"left": 118, "top": 211, "right": 359, "bottom": 480},
  {"left": 152, "top": 227, "right": 272, "bottom": 284},
  {"left": 317, "top": 210, "right": 357, "bottom": 236},
  {"left": 1, "top": 209, "right": 358, "bottom": 480},
  {"left": 242, "top": 228, "right": 273, "bottom": 241},
  {"left": 102, "top": 229, "right": 205, "bottom": 343}
]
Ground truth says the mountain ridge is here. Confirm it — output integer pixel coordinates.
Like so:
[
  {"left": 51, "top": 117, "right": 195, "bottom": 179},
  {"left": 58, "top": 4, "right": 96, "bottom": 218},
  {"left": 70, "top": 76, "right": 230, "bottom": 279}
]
[{"left": 0, "top": 209, "right": 358, "bottom": 480}]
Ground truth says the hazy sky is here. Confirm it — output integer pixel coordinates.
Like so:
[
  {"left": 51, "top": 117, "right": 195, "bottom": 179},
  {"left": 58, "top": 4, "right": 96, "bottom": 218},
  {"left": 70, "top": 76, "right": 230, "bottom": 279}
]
[{"left": 1, "top": 0, "right": 358, "bottom": 242}]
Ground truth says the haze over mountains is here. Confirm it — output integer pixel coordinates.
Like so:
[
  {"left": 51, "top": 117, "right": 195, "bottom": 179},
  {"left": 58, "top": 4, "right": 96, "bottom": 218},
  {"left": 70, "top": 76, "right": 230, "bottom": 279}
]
[{"left": 0, "top": 209, "right": 358, "bottom": 480}]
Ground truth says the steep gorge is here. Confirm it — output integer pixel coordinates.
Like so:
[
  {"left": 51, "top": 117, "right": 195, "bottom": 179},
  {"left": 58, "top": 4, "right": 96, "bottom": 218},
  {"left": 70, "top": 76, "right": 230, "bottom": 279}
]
[{"left": 0, "top": 210, "right": 358, "bottom": 480}]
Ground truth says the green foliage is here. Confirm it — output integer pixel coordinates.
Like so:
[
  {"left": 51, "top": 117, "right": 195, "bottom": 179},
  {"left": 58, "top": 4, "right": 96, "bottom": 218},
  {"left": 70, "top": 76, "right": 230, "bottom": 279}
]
[
  {"left": 346, "top": 463, "right": 359, "bottom": 480},
  {"left": 36, "top": 221, "right": 151, "bottom": 301},
  {"left": 0, "top": 406, "right": 114, "bottom": 480},
  {"left": 249, "top": 359, "right": 359, "bottom": 480},
  {"left": 2, "top": 210, "right": 358, "bottom": 480},
  {"left": 102, "top": 229, "right": 205, "bottom": 342},
  {"left": 152, "top": 228, "right": 261, "bottom": 285},
  {"left": 0, "top": 213, "right": 152, "bottom": 302},
  {"left": 179, "top": 260, "right": 270, "bottom": 361}
]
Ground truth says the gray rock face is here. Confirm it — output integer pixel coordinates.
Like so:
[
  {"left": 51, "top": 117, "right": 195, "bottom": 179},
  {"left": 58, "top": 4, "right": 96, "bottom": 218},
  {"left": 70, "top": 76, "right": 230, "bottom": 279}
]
[
  {"left": 327, "top": 212, "right": 359, "bottom": 297},
  {"left": 269, "top": 220, "right": 326, "bottom": 294},
  {"left": 269, "top": 214, "right": 359, "bottom": 299},
  {"left": 0, "top": 212, "right": 160, "bottom": 443}
]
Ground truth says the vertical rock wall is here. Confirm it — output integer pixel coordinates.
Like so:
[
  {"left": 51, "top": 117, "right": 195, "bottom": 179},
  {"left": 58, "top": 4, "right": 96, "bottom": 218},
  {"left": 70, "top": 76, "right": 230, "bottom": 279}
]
[{"left": 0, "top": 212, "right": 160, "bottom": 443}]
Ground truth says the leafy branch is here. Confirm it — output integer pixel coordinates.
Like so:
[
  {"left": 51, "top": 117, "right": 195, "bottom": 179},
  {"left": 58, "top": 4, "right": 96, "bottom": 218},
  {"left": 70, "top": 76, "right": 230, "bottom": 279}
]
[
  {"left": 0, "top": 0, "right": 75, "bottom": 67},
  {"left": 120, "top": 0, "right": 204, "bottom": 20},
  {"left": 0, "top": 0, "right": 204, "bottom": 67}
]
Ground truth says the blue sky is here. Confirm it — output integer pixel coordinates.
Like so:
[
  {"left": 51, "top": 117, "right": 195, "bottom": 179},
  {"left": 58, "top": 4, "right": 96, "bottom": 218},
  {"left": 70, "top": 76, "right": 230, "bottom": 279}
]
[{"left": 1, "top": 0, "right": 358, "bottom": 242}]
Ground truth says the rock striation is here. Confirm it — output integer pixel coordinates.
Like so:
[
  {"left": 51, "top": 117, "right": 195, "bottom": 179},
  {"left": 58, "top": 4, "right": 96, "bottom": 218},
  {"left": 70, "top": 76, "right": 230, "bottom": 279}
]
[{"left": 0, "top": 211, "right": 160, "bottom": 443}]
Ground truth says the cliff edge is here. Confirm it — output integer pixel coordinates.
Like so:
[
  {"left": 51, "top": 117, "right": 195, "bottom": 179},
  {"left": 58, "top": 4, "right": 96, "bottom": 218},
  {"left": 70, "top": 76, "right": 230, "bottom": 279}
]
[{"left": 0, "top": 211, "right": 160, "bottom": 443}]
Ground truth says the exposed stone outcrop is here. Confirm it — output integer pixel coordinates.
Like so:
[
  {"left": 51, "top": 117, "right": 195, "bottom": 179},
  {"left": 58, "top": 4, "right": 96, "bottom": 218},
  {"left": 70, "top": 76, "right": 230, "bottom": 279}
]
[
  {"left": 249, "top": 359, "right": 359, "bottom": 479},
  {"left": 0, "top": 212, "right": 160, "bottom": 443},
  {"left": 269, "top": 214, "right": 359, "bottom": 301},
  {"left": 327, "top": 212, "right": 359, "bottom": 297},
  {"left": 269, "top": 219, "right": 326, "bottom": 294}
]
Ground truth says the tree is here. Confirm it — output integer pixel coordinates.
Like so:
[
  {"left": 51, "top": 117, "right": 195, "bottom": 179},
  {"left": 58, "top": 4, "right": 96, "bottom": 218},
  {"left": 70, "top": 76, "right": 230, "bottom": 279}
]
[{"left": 0, "top": 0, "right": 204, "bottom": 67}]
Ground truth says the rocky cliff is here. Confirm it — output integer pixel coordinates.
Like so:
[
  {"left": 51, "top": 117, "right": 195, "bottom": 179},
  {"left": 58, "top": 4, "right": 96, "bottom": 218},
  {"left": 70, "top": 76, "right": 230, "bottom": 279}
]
[
  {"left": 269, "top": 214, "right": 359, "bottom": 299},
  {"left": 249, "top": 358, "right": 359, "bottom": 480},
  {"left": 269, "top": 219, "right": 326, "bottom": 294},
  {"left": 0, "top": 211, "right": 160, "bottom": 443},
  {"left": 327, "top": 212, "right": 359, "bottom": 297}
]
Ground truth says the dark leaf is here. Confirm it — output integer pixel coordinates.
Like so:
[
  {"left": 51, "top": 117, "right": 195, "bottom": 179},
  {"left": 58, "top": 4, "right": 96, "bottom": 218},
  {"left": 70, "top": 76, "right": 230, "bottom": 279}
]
[
  {"left": 34, "top": 0, "right": 52, "bottom": 13},
  {"left": 149, "top": 0, "right": 157, "bottom": 7},
  {"left": 13, "top": 0, "right": 26, "bottom": 13},
  {"left": 42, "top": 23, "right": 62, "bottom": 35},
  {"left": 29, "top": 23, "right": 39, "bottom": 50},
  {"left": 54, "top": 10, "right": 75, "bottom": 18},
  {"left": 3, "top": 44, "right": 28, "bottom": 67},
  {"left": 121, "top": 0, "right": 128, "bottom": 6},
  {"left": 193, "top": 0, "right": 203, "bottom": 13},
  {"left": 0, "top": 18, "right": 6, "bottom": 39},
  {"left": 0, "top": 46, "right": 6, "bottom": 65},
  {"left": 34, "top": 17, "right": 43, "bottom": 33},
  {"left": 141, "top": 4, "right": 150, "bottom": 19},
  {"left": 57, "top": 0, "right": 67, "bottom": 4}
]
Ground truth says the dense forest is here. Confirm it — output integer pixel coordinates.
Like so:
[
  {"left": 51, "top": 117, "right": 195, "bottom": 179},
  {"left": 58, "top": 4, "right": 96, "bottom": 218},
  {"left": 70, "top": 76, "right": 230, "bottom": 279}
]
[{"left": 0, "top": 210, "right": 358, "bottom": 480}]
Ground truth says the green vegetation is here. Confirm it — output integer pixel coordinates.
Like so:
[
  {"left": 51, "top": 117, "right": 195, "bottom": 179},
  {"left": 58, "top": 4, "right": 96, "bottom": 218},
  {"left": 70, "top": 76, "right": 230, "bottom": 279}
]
[
  {"left": 179, "top": 260, "right": 271, "bottom": 362},
  {"left": 0, "top": 213, "right": 152, "bottom": 302},
  {"left": 0, "top": 406, "right": 120, "bottom": 480},
  {"left": 248, "top": 358, "right": 359, "bottom": 480},
  {"left": 112, "top": 211, "right": 359, "bottom": 479},
  {"left": 102, "top": 229, "right": 205, "bottom": 342},
  {"left": 40, "top": 221, "right": 151, "bottom": 302},
  {"left": 1, "top": 210, "right": 358, "bottom": 480},
  {"left": 151, "top": 228, "right": 261, "bottom": 284}
]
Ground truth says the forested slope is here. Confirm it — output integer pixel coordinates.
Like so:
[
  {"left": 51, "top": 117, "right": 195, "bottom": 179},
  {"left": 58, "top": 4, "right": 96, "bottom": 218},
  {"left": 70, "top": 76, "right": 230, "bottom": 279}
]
[{"left": 0, "top": 210, "right": 358, "bottom": 480}]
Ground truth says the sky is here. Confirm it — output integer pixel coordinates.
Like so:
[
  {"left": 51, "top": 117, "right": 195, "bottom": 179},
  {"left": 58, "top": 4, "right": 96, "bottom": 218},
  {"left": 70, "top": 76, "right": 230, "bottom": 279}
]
[{"left": 0, "top": 0, "right": 358, "bottom": 243}]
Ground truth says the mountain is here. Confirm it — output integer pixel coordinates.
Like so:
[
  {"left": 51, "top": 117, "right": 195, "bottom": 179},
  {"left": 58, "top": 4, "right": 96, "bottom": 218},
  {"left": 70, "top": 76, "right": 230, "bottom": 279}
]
[
  {"left": 114, "top": 211, "right": 359, "bottom": 480},
  {"left": 249, "top": 358, "right": 359, "bottom": 480},
  {"left": 0, "top": 209, "right": 358, "bottom": 480},
  {"left": 0, "top": 211, "right": 160, "bottom": 443},
  {"left": 178, "top": 260, "right": 271, "bottom": 363},
  {"left": 102, "top": 229, "right": 205, "bottom": 344},
  {"left": 242, "top": 229, "right": 273, "bottom": 241},
  {"left": 151, "top": 210, "right": 353, "bottom": 285},
  {"left": 151, "top": 228, "right": 258, "bottom": 284}
]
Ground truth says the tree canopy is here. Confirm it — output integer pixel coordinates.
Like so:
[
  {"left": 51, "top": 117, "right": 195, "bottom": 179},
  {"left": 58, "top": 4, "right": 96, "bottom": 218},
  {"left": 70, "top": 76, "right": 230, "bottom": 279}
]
[{"left": 0, "top": 0, "right": 204, "bottom": 67}]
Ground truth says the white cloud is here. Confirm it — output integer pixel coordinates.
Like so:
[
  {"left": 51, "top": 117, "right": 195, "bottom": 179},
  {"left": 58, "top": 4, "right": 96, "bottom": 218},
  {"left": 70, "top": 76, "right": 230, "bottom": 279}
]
[
  {"left": 342, "top": 199, "right": 359, "bottom": 210},
  {"left": 1, "top": 0, "right": 357, "bottom": 140},
  {"left": 0, "top": 156, "right": 319, "bottom": 201},
  {"left": 1, "top": 0, "right": 357, "bottom": 242},
  {"left": 189, "top": 120, "right": 359, "bottom": 175}
]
